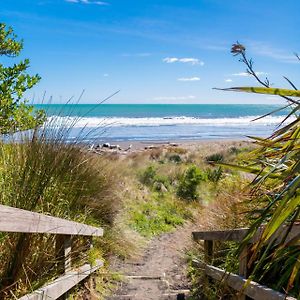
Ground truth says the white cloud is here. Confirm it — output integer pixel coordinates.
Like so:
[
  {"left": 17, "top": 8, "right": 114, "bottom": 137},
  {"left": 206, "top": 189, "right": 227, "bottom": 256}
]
[
  {"left": 65, "top": 0, "right": 109, "bottom": 5},
  {"left": 163, "top": 57, "right": 204, "bottom": 66},
  {"left": 103, "top": 73, "right": 109, "bottom": 77},
  {"left": 163, "top": 57, "right": 179, "bottom": 63},
  {"left": 225, "top": 79, "right": 233, "bottom": 82},
  {"left": 177, "top": 77, "right": 200, "bottom": 81},
  {"left": 232, "top": 71, "right": 267, "bottom": 77},
  {"left": 153, "top": 95, "right": 196, "bottom": 101}
]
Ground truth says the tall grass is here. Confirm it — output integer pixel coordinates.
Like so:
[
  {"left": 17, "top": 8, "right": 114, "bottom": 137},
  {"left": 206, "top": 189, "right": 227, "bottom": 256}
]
[{"left": 0, "top": 116, "right": 121, "bottom": 298}]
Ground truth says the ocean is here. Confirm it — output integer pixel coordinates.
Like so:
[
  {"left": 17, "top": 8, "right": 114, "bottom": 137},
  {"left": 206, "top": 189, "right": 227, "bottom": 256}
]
[{"left": 34, "top": 104, "right": 289, "bottom": 143}]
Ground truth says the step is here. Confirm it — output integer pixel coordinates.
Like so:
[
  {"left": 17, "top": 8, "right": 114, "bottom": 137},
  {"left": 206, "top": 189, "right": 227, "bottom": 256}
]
[{"left": 107, "top": 290, "right": 190, "bottom": 300}]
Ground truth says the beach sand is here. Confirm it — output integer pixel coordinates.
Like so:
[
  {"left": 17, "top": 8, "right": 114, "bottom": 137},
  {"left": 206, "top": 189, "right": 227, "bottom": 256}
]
[{"left": 90, "top": 138, "right": 252, "bottom": 155}]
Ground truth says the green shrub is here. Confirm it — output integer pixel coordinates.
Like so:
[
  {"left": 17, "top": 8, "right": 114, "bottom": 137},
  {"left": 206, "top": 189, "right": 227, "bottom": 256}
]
[
  {"left": 139, "top": 165, "right": 170, "bottom": 191},
  {"left": 168, "top": 154, "right": 182, "bottom": 163},
  {"left": 229, "top": 146, "right": 240, "bottom": 155},
  {"left": 152, "top": 174, "right": 170, "bottom": 192},
  {"left": 139, "top": 165, "right": 157, "bottom": 186},
  {"left": 205, "top": 152, "right": 224, "bottom": 163},
  {"left": 206, "top": 167, "right": 223, "bottom": 183},
  {"left": 177, "top": 165, "right": 204, "bottom": 200}
]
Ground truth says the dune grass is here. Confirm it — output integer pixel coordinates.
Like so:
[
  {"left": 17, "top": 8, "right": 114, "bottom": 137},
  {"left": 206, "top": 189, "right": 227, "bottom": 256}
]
[{"left": 0, "top": 123, "right": 122, "bottom": 298}]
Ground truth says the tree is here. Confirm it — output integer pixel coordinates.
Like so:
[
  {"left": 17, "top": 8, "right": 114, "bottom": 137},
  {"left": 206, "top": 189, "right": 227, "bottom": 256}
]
[{"left": 0, "top": 23, "right": 45, "bottom": 134}]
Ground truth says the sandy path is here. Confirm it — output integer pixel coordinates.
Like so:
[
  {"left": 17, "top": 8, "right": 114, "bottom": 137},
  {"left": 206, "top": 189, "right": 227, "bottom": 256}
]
[{"left": 107, "top": 222, "right": 197, "bottom": 300}]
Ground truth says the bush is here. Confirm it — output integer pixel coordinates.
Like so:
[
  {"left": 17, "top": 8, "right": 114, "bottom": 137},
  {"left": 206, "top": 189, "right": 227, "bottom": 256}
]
[
  {"left": 139, "top": 165, "right": 170, "bottom": 192},
  {"left": 177, "top": 165, "right": 204, "bottom": 200},
  {"left": 139, "top": 165, "right": 157, "bottom": 186},
  {"left": 205, "top": 152, "right": 224, "bottom": 163},
  {"left": 168, "top": 154, "right": 182, "bottom": 163},
  {"left": 206, "top": 167, "right": 223, "bottom": 183}
]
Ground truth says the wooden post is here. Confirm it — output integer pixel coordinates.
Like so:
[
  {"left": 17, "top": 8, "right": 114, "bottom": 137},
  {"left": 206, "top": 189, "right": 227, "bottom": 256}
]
[
  {"left": 86, "top": 237, "right": 94, "bottom": 291},
  {"left": 204, "top": 240, "right": 214, "bottom": 264},
  {"left": 56, "top": 235, "right": 72, "bottom": 274},
  {"left": 238, "top": 245, "right": 250, "bottom": 300},
  {"left": 56, "top": 235, "right": 72, "bottom": 300}
]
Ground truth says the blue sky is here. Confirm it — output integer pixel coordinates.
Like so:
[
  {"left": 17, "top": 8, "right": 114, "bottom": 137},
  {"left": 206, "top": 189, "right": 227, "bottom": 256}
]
[{"left": 1, "top": 0, "right": 300, "bottom": 104}]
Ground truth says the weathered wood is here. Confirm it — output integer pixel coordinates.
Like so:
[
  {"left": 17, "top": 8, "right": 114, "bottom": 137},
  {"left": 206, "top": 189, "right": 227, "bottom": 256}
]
[
  {"left": 192, "top": 224, "right": 300, "bottom": 245},
  {"left": 0, "top": 204, "right": 103, "bottom": 236},
  {"left": 238, "top": 245, "right": 251, "bottom": 300},
  {"left": 19, "top": 260, "right": 103, "bottom": 300},
  {"left": 192, "top": 260, "right": 296, "bottom": 300},
  {"left": 239, "top": 244, "right": 250, "bottom": 278},
  {"left": 204, "top": 240, "right": 214, "bottom": 264},
  {"left": 64, "top": 236, "right": 72, "bottom": 273},
  {"left": 193, "top": 228, "right": 249, "bottom": 242},
  {"left": 126, "top": 275, "right": 162, "bottom": 280},
  {"left": 55, "top": 235, "right": 72, "bottom": 274}
]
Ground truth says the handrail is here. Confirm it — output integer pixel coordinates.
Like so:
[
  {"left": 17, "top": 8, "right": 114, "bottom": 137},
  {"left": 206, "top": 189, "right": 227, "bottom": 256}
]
[
  {"left": 19, "top": 260, "right": 104, "bottom": 300},
  {"left": 0, "top": 204, "right": 103, "bottom": 236},
  {"left": 193, "top": 224, "right": 300, "bottom": 244},
  {"left": 192, "top": 259, "right": 296, "bottom": 300},
  {"left": 0, "top": 204, "right": 104, "bottom": 299},
  {"left": 192, "top": 226, "right": 299, "bottom": 300}
]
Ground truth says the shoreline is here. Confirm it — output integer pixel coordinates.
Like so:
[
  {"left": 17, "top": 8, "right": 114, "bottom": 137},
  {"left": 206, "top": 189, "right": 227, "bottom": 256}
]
[{"left": 90, "top": 138, "right": 252, "bottom": 153}]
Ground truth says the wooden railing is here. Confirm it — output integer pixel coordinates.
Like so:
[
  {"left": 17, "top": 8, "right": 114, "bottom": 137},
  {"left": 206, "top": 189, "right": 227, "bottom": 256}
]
[
  {"left": 0, "top": 204, "right": 104, "bottom": 299},
  {"left": 192, "top": 226, "right": 300, "bottom": 300}
]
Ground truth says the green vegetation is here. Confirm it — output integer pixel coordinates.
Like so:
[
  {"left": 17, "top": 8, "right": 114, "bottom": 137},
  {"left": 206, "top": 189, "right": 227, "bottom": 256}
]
[
  {"left": 0, "top": 127, "right": 121, "bottom": 298},
  {"left": 205, "top": 152, "right": 224, "bottom": 163},
  {"left": 189, "top": 43, "right": 300, "bottom": 299},
  {"left": 129, "top": 192, "right": 189, "bottom": 237},
  {"left": 0, "top": 23, "right": 45, "bottom": 134},
  {"left": 177, "top": 165, "right": 204, "bottom": 200},
  {"left": 206, "top": 166, "right": 223, "bottom": 183},
  {"left": 226, "top": 43, "right": 300, "bottom": 296},
  {"left": 122, "top": 144, "right": 249, "bottom": 240}
]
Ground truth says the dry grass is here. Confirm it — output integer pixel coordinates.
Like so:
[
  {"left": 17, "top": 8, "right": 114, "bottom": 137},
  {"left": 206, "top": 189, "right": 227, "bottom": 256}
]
[{"left": 0, "top": 135, "right": 122, "bottom": 298}]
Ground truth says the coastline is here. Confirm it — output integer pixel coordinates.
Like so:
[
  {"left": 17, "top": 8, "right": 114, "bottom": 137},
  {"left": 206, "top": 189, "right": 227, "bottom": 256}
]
[{"left": 90, "top": 138, "right": 252, "bottom": 153}]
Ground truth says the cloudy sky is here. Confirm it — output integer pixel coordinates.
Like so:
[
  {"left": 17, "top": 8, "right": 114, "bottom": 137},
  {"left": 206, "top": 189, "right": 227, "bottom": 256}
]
[{"left": 1, "top": 0, "right": 300, "bottom": 104}]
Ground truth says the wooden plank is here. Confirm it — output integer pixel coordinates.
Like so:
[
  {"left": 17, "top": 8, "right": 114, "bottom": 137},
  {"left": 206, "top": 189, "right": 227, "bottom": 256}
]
[
  {"left": 193, "top": 228, "right": 249, "bottom": 242},
  {"left": 192, "top": 260, "right": 296, "bottom": 300},
  {"left": 19, "top": 260, "right": 103, "bottom": 300},
  {"left": 192, "top": 224, "right": 300, "bottom": 245},
  {"left": 0, "top": 204, "right": 103, "bottom": 236}
]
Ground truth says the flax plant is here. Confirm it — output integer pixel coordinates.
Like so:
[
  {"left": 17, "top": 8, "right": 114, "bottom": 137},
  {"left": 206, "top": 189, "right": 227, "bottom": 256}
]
[{"left": 218, "top": 43, "right": 300, "bottom": 296}]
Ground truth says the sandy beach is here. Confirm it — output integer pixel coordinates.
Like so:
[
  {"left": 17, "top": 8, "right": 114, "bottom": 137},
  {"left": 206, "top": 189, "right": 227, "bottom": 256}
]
[{"left": 89, "top": 138, "right": 253, "bottom": 158}]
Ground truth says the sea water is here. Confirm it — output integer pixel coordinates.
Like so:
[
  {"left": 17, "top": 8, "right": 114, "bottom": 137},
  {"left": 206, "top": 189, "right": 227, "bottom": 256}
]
[{"left": 34, "top": 104, "right": 290, "bottom": 143}]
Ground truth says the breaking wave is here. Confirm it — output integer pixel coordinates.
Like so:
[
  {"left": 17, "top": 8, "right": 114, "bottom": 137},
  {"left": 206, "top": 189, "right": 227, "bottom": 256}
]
[{"left": 46, "top": 115, "right": 290, "bottom": 128}]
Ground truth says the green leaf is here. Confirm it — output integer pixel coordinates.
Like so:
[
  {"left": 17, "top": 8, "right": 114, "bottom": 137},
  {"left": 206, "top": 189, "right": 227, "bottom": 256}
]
[
  {"left": 262, "top": 194, "right": 300, "bottom": 242},
  {"left": 218, "top": 86, "right": 300, "bottom": 97},
  {"left": 217, "top": 162, "right": 281, "bottom": 179}
]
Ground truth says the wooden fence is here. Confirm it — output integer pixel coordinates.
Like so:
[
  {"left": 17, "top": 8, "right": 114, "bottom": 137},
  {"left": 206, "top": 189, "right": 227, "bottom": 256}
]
[
  {"left": 192, "top": 226, "right": 300, "bottom": 300},
  {"left": 0, "top": 204, "right": 104, "bottom": 299}
]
